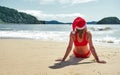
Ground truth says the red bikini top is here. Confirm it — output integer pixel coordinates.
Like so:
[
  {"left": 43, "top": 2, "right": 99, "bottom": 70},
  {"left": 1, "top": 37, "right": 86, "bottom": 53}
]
[{"left": 73, "top": 31, "right": 88, "bottom": 46}]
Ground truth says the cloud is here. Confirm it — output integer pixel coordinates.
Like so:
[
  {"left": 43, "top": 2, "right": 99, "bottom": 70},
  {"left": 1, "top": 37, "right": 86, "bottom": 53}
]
[
  {"left": 59, "top": 0, "right": 97, "bottom": 5},
  {"left": 19, "top": 10, "right": 85, "bottom": 22},
  {"left": 71, "top": 0, "right": 97, "bottom": 4},
  {"left": 25, "top": 0, "right": 97, "bottom": 5},
  {"left": 40, "top": 0, "right": 56, "bottom": 4}
]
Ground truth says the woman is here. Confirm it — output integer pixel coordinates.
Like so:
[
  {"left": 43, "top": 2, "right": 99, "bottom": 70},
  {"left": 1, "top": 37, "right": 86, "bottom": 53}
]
[{"left": 56, "top": 17, "right": 106, "bottom": 63}]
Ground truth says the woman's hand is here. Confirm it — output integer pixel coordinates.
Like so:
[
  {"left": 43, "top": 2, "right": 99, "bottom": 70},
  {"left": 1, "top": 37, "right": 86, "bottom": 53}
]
[{"left": 97, "top": 60, "right": 106, "bottom": 64}]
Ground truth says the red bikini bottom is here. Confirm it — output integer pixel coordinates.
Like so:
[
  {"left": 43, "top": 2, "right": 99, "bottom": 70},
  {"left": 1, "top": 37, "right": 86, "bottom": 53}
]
[{"left": 73, "top": 50, "right": 91, "bottom": 58}]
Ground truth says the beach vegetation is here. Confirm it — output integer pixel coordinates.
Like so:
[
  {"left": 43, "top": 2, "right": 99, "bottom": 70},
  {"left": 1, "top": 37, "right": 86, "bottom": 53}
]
[
  {"left": 0, "top": 6, "right": 45, "bottom": 24},
  {"left": 97, "top": 17, "right": 120, "bottom": 24}
]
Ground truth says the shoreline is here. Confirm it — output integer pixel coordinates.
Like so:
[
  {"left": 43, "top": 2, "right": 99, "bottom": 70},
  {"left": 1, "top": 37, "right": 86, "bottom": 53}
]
[
  {"left": 1, "top": 38, "right": 120, "bottom": 48},
  {"left": 0, "top": 39, "right": 120, "bottom": 75}
]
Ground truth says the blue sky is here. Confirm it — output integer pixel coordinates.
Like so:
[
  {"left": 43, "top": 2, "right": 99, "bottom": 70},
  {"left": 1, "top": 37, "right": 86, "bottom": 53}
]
[{"left": 0, "top": 0, "right": 120, "bottom": 22}]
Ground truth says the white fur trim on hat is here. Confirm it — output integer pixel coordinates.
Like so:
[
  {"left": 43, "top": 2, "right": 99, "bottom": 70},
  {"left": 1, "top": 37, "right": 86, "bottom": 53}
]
[{"left": 75, "top": 25, "right": 86, "bottom": 30}]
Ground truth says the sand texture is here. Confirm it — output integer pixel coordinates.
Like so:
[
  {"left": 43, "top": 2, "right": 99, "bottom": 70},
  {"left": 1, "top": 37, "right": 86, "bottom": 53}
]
[{"left": 0, "top": 39, "right": 120, "bottom": 75}]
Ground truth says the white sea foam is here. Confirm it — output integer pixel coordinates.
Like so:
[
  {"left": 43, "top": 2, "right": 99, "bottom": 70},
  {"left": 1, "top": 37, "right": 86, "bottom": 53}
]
[
  {"left": 0, "top": 30, "right": 70, "bottom": 42},
  {"left": 0, "top": 24, "right": 120, "bottom": 46},
  {"left": 93, "top": 35, "right": 120, "bottom": 45},
  {"left": 0, "top": 30, "right": 120, "bottom": 44}
]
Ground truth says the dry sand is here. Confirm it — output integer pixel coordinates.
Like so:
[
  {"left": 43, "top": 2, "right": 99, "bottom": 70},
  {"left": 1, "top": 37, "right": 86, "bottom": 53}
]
[{"left": 0, "top": 39, "right": 120, "bottom": 75}]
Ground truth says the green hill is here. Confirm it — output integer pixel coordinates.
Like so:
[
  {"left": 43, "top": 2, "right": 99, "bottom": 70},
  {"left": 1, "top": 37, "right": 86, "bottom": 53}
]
[
  {"left": 0, "top": 6, "right": 45, "bottom": 24},
  {"left": 97, "top": 17, "right": 120, "bottom": 24}
]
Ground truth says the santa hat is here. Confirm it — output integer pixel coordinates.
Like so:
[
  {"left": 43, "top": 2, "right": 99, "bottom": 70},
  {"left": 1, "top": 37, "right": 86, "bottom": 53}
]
[{"left": 72, "top": 17, "right": 86, "bottom": 32}]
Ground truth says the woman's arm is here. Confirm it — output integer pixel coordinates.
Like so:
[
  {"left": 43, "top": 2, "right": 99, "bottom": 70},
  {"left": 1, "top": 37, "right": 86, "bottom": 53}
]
[
  {"left": 88, "top": 31, "right": 106, "bottom": 63},
  {"left": 56, "top": 32, "right": 74, "bottom": 61}
]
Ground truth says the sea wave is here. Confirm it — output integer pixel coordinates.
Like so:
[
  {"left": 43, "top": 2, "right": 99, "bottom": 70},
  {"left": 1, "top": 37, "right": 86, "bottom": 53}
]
[
  {"left": 0, "top": 28, "right": 13, "bottom": 31},
  {"left": 0, "top": 30, "right": 120, "bottom": 45},
  {"left": 89, "top": 27, "right": 112, "bottom": 31},
  {"left": 93, "top": 36, "right": 120, "bottom": 44},
  {"left": 0, "top": 31, "right": 70, "bottom": 41}
]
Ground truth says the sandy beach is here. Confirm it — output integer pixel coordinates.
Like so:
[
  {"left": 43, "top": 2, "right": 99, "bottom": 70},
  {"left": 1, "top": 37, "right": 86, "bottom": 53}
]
[{"left": 0, "top": 39, "right": 120, "bottom": 75}]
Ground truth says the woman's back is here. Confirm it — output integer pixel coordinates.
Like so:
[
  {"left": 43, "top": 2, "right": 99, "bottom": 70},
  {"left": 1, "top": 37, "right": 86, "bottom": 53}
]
[
  {"left": 72, "top": 30, "right": 90, "bottom": 55},
  {"left": 73, "top": 30, "right": 88, "bottom": 46}
]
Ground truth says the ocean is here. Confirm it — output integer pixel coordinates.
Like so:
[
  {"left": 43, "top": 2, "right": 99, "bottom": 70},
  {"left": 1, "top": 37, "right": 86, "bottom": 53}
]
[{"left": 0, "top": 24, "right": 120, "bottom": 46}]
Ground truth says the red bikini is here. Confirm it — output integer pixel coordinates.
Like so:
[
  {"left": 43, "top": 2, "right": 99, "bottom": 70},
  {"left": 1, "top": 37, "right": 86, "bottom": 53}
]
[
  {"left": 73, "top": 50, "right": 91, "bottom": 58},
  {"left": 74, "top": 31, "right": 88, "bottom": 46},
  {"left": 73, "top": 31, "right": 91, "bottom": 58}
]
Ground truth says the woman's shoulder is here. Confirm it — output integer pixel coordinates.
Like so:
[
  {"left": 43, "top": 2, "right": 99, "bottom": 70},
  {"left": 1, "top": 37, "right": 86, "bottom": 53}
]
[
  {"left": 86, "top": 31, "right": 92, "bottom": 36},
  {"left": 86, "top": 31, "right": 92, "bottom": 39},
  {"left": 70, "top": 31, "right": 75, "bottom": 39}
]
